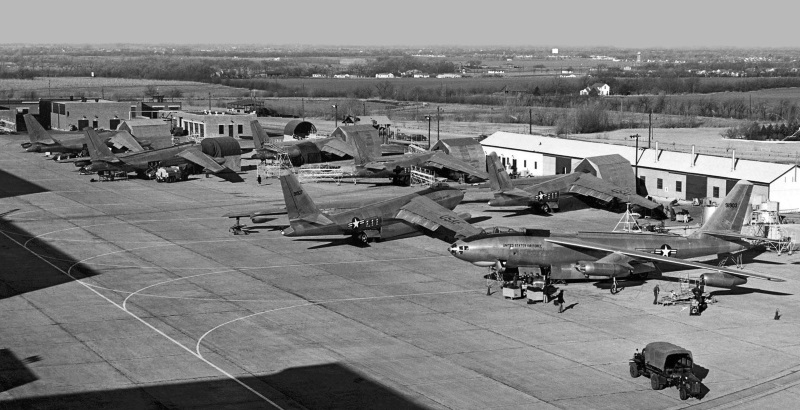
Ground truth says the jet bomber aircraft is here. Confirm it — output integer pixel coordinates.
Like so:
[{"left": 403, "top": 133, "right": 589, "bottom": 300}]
[
  {"left": 450, "top": 180, "right": 784, "bottom": 292},
  {"left": 278, "top": 169, "right": 482, "bottom": 244},
  {"left": 484, "top": 151, "right": 662, "bottom": 215}
]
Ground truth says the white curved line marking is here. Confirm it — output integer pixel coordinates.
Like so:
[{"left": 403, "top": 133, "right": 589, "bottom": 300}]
[{"left": 195, "top": 289, "right": 479, "bottom": 357}]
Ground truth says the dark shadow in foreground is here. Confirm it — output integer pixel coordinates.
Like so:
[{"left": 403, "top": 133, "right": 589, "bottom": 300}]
[{"left": 2, "top": 363, "right": 430, "bottom": 410}]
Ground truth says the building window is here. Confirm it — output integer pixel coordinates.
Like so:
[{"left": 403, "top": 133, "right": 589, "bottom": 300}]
[
  {"left": 534, "top": 162, "right": 537, "bottom": 169},
  {"left": 218, "top": 125, "right": 224, "bottom": 134},
  {"left": 676, "top": 181, "right": 682, "bottom": 192},
  {"left": 656, "top": 178, "right": 663, "bottom": 189},
  {"left": 713, "top": 186, "right": 720, "bottom": 198},
  {"left": 523, "top": 160, "right": 527, "bottom": 168},
  {"left": 238, "top": 124, "right": 243, "bottom": 134}
]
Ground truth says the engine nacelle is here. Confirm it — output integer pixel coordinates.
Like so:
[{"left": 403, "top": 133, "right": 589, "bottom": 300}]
[
  {"left": 576, "top": 261, "right": 631, "bottom": 278},
  {"left": 701, "top": 272, "right": 747, "bottom": 288},
  {"left": 251, "top": 215, "right": 272, "bottom": 224}
]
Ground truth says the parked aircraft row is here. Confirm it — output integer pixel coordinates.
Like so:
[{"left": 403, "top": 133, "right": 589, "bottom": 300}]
[{"left": 16, "top": 115, "right": 786, "bottom": 295}]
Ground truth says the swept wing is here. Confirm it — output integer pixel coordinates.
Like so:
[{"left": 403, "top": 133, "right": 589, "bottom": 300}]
[
  {"left": 395, "top": 195, "right": 484, "bottom": 239},
  {"left": 545, "top": 237, "right": 784, "bottom": 282},
  {"left": 107, "top": 131, "right": 145, "bottom": 152},
  {"left": 176, "top": 148, "right": 244, "bottom": 182},
  {"left": 565, "top": 174, "right": 661, "bottom": 210}
]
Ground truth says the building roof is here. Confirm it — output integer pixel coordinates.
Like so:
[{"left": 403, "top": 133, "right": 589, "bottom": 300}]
[
  {"left": 122, "top": 118, "right": 169, "bottom": 127},
  {"left": 481, "top": 131, "right": 797, "bottom": 184}
]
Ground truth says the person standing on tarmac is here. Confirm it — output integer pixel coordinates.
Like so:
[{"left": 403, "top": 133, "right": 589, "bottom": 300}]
[
  {"left": 556, "top": 290, "right": 565, "bottom": 313},
  {"left": 653, "top": 284, "right": 660, "bottom": 305}
]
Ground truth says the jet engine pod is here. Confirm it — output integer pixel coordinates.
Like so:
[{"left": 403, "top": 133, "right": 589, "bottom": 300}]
[
  {"left": 576, "top": 261, "right": 631, "bottom": 278},
  {"left": 251, "top": 215, "right": 272, "bottom": 224},
  {"left": 701, "top": 272, "right": 747, "bottom": 288}
]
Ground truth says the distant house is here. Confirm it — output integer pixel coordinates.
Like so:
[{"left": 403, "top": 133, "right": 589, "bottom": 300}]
[
  {"left": 333, "top": 74, "right": 350, "bottom": 79},
  {"left": 413, "top": 73, "right": 430, "bottom": 78},
  {"left": 311, "top": 73, "right": 326, "bottom": 78},
  {"left": 375, "top": 73, "right": 395, "bottom": 79},
  {"left": 487, "top": 70, "right": 505, "bottom": 75},
  {"left": 436, "top": 73, "right": 462, "bottom": 79},
  {"left": 579, "top": 83, "right": 611, "bottom": 96}
]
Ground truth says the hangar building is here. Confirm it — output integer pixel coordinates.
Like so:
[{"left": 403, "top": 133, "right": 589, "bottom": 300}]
[
  {"left": 431, "top": 137, "right": 486, "bottom": 171},
  {"left": 481, "top": 131, "right": 800, "bottom": 210}
]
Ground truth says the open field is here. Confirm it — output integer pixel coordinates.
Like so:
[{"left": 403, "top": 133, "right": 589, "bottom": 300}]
[
  {"left": 2, "top": 132, "right": 800, "bottom": 409},
  {"left": 0, "top": 77, "right": 251, "bottom": 100}
]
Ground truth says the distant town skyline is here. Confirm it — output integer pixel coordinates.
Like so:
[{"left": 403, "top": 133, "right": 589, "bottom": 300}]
[{"left": 2, "top": 0, "right": 797, "bottom": 49}]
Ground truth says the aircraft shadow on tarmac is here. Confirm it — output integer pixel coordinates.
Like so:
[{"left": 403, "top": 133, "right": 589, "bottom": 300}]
[
  {"left": 296, "top": 237, "right": 372, "bottom": 250},
  {"left": 0, "top": 173, "right": 107, "bottom": 299},
  {"left": 0, "top": 169, "right": 48, "bottom": 199},
  {"left": 0, "top": 349, "right": 39, "bottom": 393},
  {"left": 2, "top": 362, "right": 430, "bottom": 409}
]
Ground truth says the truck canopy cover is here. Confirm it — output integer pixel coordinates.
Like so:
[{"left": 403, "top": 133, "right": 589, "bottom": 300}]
[{"left": 644, "top": 342, "right": 693, "bottom": 370}]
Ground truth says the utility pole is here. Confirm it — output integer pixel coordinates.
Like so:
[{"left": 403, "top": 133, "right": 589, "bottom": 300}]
[
  {"left": 529, "top": 108, "right": 532, "bottom": 135},
  {"left": 436, "top": 106, "right": 441, "bottom": 143},
  {"left": 630, "top": 134, "right": 641, "bottom": 180},
  {"left": 363, "top": 100, "right": 366, "bottom": 116},
  {"left": 332, "top": 104, "right": 338, "bottom": 130},
  {"left": 425, "top": 116, "right": 432, "bottom": 150},
  {"left": 302, "top": 97, "right": 305, "bottom": 121},
  {"left": 648, "top": 111, "right": 652, "bottom": 149},
  {"left": 208, "top": 92, "right": 211, "bottom": 111}
]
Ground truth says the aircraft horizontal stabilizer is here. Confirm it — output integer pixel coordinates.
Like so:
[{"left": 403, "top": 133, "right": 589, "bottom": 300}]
[{"left": 545, "top": 237, "right": 785, "bottom": 282}]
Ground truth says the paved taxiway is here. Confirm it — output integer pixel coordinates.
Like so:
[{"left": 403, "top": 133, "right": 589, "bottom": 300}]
[{"left": 1, "top": 134, "right": 799, "bottom": 409}]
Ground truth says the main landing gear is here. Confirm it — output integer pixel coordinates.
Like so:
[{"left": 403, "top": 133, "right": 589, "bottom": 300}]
[
  {"left": 611, "top": 277, "right": 621, "bottom": 294},
  {"left": 230, "top": 217, "right": 249, "bottom": 235}
]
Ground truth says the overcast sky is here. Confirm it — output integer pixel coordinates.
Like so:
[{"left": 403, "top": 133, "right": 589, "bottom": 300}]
[{"left": 2, "top": 0, "right": 796, "bottom": 48}]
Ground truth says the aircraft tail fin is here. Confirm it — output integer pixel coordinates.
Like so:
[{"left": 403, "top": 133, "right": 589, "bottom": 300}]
[
  {"left": 349, "top": 132, "right": 376, "bottom": 166},
  {"left": 23, "top": 114, "right": 50, "bottom": 144},
  {"left": 249, "top": 120, "right": 268, "bottom": 150},
  {"left": 486, "top": 152, "right": 514, "bottom": 191},
  {"left": 279, "top": 169, "right": 322, "bottom": 220},
  {"left": 697, "top": 180, "right": 753, "bottom": 234},
  {"left": 84, "top": 129, "right": 116, "bottom": 162}
]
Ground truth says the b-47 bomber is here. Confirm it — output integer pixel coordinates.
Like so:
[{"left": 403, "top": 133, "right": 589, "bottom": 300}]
[
  {"left": 484, "top": 151, "right": 662, "bottom": 215},
  {"left": 278, "top": 170, "right": 483, "bottom": 244},
  {"left": 450, "top": 180, "right": 784, "bottom": 293},
  {"left": 20, "top": 114, "right": 149, "bottom": 157}
]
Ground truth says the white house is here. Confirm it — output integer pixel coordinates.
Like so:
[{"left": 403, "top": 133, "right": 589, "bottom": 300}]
[
  {"left": 436, "top": 73, "right": 462, "bottom": 79},
  {"left": 579, "top": 83, "right": 611, "bottom": 96},
  {"left": 311, "top": 73, "right": 326, "bottom": 78},
  {"left": 375, "top": 73, "right": 395, "bottom": 79}
]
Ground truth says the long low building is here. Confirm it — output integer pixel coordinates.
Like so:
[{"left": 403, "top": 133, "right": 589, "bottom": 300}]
[{"left": 481, "top": 131, "right": 800, "bottom": 210}]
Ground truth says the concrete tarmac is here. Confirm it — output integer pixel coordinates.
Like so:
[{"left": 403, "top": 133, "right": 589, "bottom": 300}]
[{"left": 1, "top": 134, "right": 799, "bottom": 409}]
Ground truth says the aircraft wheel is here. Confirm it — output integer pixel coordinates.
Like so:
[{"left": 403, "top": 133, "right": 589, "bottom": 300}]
[
  {"left": 541, "top": 204, "right": 551, "bottom": 214},
  {"left": 650, "top": 374, "right": 663, "bottom": 390},
  {"left": 629, "top": 362, "right": 640, "bottom": 378},
  {"left": 358, "top": 232, "right": 369, "bottom": 244},
  {"left": 679, "top": 385, "right": 689, "bottom": 400}
]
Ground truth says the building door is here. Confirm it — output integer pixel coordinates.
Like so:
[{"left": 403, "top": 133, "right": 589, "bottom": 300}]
[
  {"left": 92, "top": 119, "right": 98, "bottom": 129},
  {"left": 685, "top": 174, "right": 707, "bottom": 201},
  {"left": 78, "top": 119, "right": 89, "bottom": 130},
  {"left": 228, "top": 124, "right": 233, "bottom": 137},
  {"left": 725, "top": 179, "right": 737, "bottom": 196},
  {"left": 109, "top": 118, "right": 120, "bottom": 130},
  {"left": 555, "top": 156, "right": 572, "bottom": 174}
]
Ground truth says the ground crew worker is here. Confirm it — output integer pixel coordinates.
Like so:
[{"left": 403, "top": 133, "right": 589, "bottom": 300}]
[
  {"left": 257, "top": 175, "right": 262, "bottom": 185},
  {"left": 556, "top": 290, "right": 565, "bottom": 313},
  {"left": 653, "top": 284, "right": 660, "bottom": 304}
]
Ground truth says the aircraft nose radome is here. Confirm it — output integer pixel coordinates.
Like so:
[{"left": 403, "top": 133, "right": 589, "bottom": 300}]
[{"left": 449, "top": 243, "right": 459, "bottom": 255}]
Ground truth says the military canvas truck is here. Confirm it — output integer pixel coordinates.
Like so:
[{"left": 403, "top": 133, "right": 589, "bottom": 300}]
[{"left": 629, "top": 342, "right": 702, "bottom": 400}]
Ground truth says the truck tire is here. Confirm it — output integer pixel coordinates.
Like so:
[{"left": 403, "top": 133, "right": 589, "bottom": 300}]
[
  {"left": 629, "top": 362, "right": 640, "bottom": 378},
  {"left": 679, "top": 386, "right": 689, "bottom": 400},
  {"left": 650, "top": 374, "right": 662, "bottom": 390}
]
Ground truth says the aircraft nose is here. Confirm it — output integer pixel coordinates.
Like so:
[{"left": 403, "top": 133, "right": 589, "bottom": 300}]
[{"left": 449, "top": 242, "right": 459, "bottom": 255}]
